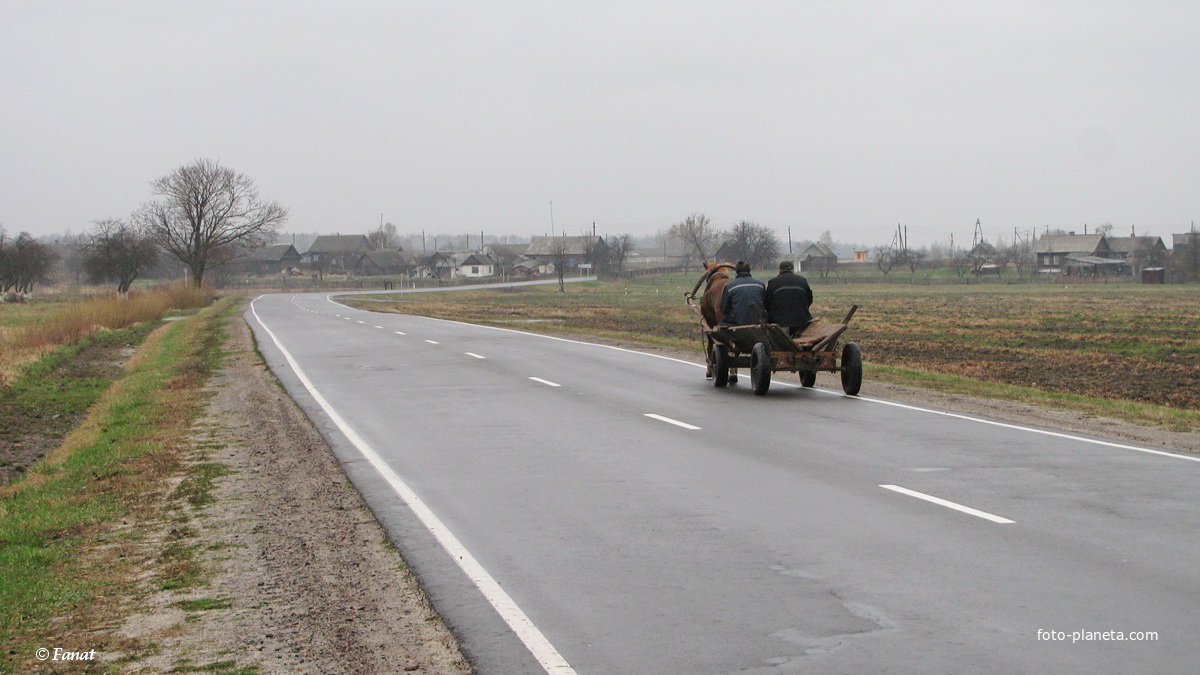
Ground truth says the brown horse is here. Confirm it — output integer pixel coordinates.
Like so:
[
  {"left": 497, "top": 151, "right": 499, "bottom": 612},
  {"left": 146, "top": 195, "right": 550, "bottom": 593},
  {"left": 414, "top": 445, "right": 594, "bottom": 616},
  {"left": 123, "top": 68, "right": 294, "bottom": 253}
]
[{"left": 697, "top": 262, "right": 736, "bottom": 379}]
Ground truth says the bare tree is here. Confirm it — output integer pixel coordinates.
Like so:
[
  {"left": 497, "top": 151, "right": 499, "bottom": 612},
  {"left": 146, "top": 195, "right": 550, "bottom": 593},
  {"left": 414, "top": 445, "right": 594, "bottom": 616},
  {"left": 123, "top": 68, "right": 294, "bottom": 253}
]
[
  {"left": 548, "top": 236, "right": 570, "bottom": 292},
  {"left": 607, "top": 234, "right": 633, "bottom": 275},
  {"left": 873, "top": 244, "right": 897, "bottom": 277},
  {"left": 724, "top": 221, "right": 780, "bottom": 269},
  {"left": 82, "top": 219, "right": 159, "bottom": 294},
  {"left": 368, "top": 222, "right": 398, "bottom": 250},
  {"left": 582, "top": 235, "right": 609, "bottom": 275},
  {"left": 0, "top": 230, "right": 59, "bottom": 297},
  {"left": 1007, "top": 233, "right": 1035, "bottom": 278},
  {"left": 669, "top": 212, "right": 720, "bottom": 264},
  {"left": 900, "top": 248, "right": 925, "bottom": 275},
  {"left": 135, "top": 158, "right": 288, "bottom": 286}
]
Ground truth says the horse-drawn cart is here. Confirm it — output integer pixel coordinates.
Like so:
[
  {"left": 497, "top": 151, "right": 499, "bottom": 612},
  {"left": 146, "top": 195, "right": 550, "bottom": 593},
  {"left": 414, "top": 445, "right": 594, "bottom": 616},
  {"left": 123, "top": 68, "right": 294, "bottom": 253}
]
[{"left": 685, "top": 275, "right": 863, "bottom": 396}]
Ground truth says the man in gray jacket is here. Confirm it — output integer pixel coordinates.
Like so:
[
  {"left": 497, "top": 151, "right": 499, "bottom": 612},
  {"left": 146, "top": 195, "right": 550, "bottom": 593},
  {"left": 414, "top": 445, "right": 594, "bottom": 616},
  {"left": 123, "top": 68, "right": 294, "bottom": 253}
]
[{"left": 719, "top": 261, "right": 767, "bottom": 326}]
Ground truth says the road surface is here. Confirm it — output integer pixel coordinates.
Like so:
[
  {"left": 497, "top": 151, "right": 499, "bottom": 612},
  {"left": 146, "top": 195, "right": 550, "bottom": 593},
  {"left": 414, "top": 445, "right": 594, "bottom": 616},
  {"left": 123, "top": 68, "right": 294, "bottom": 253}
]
[{"left": 248, "top": 289, "right": 1200, "bottom": 674}]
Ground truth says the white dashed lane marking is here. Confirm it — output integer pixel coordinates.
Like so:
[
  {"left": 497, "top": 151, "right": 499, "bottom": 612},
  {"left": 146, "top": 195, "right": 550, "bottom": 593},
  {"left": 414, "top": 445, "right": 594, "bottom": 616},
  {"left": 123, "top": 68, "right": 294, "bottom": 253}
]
[
  {"left": 880, "top": 484, "right": 1015, "bottom": 524},
  {"left": 643, "top": 414, "right": 701, "bottom": 430}
]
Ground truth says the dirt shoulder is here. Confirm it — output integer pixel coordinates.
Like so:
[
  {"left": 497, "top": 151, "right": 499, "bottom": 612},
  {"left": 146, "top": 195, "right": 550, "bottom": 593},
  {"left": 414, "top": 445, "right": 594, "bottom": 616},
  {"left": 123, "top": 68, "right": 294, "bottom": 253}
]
[{"left": 117, "top": 312, "right": 470, "bottom": 673}]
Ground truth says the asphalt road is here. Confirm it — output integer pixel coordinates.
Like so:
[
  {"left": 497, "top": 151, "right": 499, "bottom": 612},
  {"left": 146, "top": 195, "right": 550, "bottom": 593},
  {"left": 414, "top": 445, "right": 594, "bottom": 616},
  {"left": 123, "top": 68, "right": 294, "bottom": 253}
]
[{"left": 248, "top": 288, "right": 1200, "bottom": 674}]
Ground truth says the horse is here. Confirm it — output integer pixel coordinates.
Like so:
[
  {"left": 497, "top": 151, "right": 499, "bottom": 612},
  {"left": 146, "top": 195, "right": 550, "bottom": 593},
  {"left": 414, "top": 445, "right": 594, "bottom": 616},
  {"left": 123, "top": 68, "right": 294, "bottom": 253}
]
[{"left": 696, "top": 261, "right": 737, "bottom": 380}]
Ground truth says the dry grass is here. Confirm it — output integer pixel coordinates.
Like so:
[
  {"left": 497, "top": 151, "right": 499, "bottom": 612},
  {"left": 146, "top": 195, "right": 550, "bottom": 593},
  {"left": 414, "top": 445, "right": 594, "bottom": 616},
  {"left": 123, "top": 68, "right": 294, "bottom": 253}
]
[{"left": 0, "top": 284, "right": 213, "bottom": 385}]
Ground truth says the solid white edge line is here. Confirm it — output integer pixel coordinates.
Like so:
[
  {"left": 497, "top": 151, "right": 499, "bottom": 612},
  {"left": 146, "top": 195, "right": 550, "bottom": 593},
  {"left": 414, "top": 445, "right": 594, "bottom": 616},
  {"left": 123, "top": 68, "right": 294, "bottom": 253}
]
[
  {"left": 529, "top": 377, "right": 561, "bottom": 387},
  {"left": 880, "top": 484, "right": 1015, "bottom": 524},
  {"left": 323, "top": 295, "right": 1200, "bottom": 464},
  {"left": 250, "top": 296, "right": 575, "bottom": 674},
  {"left": 847, "top": 394, "right": 1200, "bottom": 463},
  {"left": 644, "top": 413, "right": 701, "bottom": 430}
]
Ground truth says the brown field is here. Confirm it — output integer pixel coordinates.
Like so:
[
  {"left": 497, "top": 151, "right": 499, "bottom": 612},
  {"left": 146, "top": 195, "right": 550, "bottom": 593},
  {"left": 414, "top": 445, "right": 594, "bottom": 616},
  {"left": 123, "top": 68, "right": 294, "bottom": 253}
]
[
  {"left": 0, "top": 284, "right": 213, "bottom": 385},
  {"left": 343, "top": 275, "right": 1200, "bottom": 427}
]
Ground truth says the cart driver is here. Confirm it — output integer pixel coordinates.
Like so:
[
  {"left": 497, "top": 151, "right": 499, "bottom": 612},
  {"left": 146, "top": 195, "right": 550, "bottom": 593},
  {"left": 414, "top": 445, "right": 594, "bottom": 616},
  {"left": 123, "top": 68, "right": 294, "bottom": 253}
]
[
  {"left": 765, "top": 260, "right": 813, "bottom": 336},
  {"left": 719, "top": 261, "right": 767, "bottom": 326}
]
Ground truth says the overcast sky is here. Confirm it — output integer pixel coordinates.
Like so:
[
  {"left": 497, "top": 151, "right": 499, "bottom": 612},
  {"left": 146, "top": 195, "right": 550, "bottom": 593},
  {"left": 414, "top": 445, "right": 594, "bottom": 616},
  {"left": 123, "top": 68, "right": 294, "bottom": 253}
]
[{"left": 3, "top": 1, "right": 1198, "bottom": 248}]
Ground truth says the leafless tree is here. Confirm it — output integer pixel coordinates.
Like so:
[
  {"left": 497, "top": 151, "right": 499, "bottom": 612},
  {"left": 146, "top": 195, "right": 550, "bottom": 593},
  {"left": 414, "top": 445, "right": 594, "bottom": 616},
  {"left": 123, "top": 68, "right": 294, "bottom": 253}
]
[
  {"left": 548, "top": 236, "right": 570, "bottom": 292},
  {"left": 582, "top": 235, "right": 609, "bottom": 275},
  {"left": 724, "top": 221, "right": 780, "bottom": 269},
  {"left": 1006, "top": 234, "right": 1035, "bottom": 278},
  {"left": 900, "top": 248, "right": 925, "bottom": 275},
  {"left": 607, "top": 234, "right": 633, "bottom": 275},
  {"left": 82, "top": 219, "right": 159, "bottom": 294},
  {"left": 135, "top": 158, "right": 288, "bottom": 286},
  {"left": 0, "top": 230, "right": 59, "bottom": 297},
  {"left": 368, "top": 222, "right": 398, "bottom": 250},
  {"left": 669, "top": 212, "right": 720, "bottom": 264},
  {"left": 873, "top": 244, "right": 897, "bottom": 277}
]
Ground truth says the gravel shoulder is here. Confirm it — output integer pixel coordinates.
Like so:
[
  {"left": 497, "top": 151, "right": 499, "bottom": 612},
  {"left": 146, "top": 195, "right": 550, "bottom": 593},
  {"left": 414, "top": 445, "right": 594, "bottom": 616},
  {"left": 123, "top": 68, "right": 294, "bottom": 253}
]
[{"left": 119, "top": 311, "right": 470, "bottom": 673}]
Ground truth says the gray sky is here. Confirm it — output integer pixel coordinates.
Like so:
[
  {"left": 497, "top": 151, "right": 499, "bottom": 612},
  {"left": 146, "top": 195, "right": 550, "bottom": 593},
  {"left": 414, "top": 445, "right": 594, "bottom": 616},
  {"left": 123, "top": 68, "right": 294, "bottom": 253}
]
[{"left": 3, "top": 1, "right": 1198, "bottom": 248}]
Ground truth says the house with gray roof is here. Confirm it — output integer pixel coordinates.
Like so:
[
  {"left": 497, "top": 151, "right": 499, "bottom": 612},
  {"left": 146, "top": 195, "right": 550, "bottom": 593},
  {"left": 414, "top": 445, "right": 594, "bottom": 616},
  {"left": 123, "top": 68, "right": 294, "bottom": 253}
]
[
  {"left": 526, "top": 236, "right": 608, "bottom": 272},
  {"left": 1105, "top": 235, "right": 1167, "bottom": 274},
  {"left": 357, "top": 249, "right": 416, "bottom": 276},
  {"left": 1034, "top": 234, "right": 1123, "bottom": 275},
  {"left": 798, "top": 243, "right": 838, "bottom": 274},
  {"left": 243, "top": 244, "right": 301, "bottom": 275},
  {"left": 303, "top": 234, "right": 372, "bottom": 272}
]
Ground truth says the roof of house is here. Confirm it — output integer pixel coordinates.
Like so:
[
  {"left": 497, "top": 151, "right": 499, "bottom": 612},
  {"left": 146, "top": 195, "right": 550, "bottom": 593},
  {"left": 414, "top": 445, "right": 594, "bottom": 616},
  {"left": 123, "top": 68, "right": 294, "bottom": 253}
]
[
  {"left": 801, "top": 242, "right": 837, "bottom": 258},
  {"left": 525, "top": 235, "right": 606, "bottom": 256},
  {"left": 306, "top": 234, "right": 371, "bottom": 254},
  {"left": 246, "top": 244, "right": 299, "bottom": 262},
  {"left": 1172, "top": 232, "right": 1200, "bottom": 248},
  {"left": 483, "top": 243, "right": 529, "bottom": 258},
  {"left": 1105, "top": 236, "right": 1166, "bottom": 253},
  {"left": 361, "top": 250, "right": 415, "bottom": 268},
  {"left": 1034, "top": 234, "right": 1105, "bottom": 254},
  {"left": 453, "top": 253, "right": 495, "bottom": 266}
]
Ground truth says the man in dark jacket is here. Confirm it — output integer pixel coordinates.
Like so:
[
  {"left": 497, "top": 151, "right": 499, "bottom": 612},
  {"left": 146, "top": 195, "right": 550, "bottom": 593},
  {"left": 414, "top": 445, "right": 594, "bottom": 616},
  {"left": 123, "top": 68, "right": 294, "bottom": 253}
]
[
  {"left": 765, "top": 260, "right": 813, "bottom": 336},
  {"left": 719, "top": 260, "right": 767, "bottom": 326}
]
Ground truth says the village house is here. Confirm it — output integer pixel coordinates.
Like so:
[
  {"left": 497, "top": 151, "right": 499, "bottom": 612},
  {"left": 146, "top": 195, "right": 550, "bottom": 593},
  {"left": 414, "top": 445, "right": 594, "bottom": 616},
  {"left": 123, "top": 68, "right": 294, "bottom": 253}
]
[
  {"left": 356, "top": 249, "right": 416, "bottom": 276},
  {"left": 798, "top": 242, "right": 838, "bottom": 274},
  {"left": 1105, "top": 235, "right": 1168, "bottom": 275},
  {"left": 451, "top": 252, "right": 497, "bottom": 278},
  {"left": 525, "top": 235, "right": 608, "bottom": 272},
  {"left": 482, "top": 243, "right": 529, "bottom": 276},
  {"left": 1172, "top": 231, "right": 1200, "bottom": 253},
  {"left": 1034, "top": 234, "right": 1124, "bottom": 275},
  {"left": 303, "top": 234, "right": 372, "bottom": 274},
  {"left": 243, "top": 244, "right": 301, "bottom": 276}
]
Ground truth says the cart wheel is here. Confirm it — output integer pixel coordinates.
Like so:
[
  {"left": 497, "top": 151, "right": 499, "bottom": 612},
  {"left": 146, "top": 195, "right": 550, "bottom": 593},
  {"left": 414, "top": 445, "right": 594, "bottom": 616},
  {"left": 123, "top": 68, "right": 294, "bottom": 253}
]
[
  {"left": 841, "top": 342, "right": 863, "bottom": 396},
  {"left": 800, "top": 370, "right": 817, "bottom": 388},
  {"left": 750, "top": 342, "right": 771, "bottom": 396},
  {"left": 712, "top": 344, "right": 729, "bottom": 388}
]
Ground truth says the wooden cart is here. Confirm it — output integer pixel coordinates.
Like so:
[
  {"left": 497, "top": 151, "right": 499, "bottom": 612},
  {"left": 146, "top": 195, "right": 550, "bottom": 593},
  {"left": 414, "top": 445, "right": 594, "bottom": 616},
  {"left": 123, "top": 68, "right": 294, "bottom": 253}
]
[{"left": 686, "top": 291, "right": 863, "bottom": 396}]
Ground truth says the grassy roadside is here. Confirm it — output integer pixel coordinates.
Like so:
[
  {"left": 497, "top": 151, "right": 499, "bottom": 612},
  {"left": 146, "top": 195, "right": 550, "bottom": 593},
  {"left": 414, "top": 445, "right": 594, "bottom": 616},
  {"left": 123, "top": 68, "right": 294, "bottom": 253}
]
[
  {"left": 0, "top": 295, "right": 240, "bottom": 673},
  {"left": 341, "top": 275, "right": 1200, "bottom": 433}
]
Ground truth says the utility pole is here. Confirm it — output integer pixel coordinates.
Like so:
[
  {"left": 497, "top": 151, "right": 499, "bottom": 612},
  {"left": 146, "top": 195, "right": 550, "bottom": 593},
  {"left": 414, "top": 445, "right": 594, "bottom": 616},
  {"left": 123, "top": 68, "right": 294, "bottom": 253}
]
[{"left": 788, "top": 226, "right": 792, "bottom": 255}]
